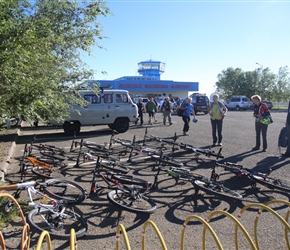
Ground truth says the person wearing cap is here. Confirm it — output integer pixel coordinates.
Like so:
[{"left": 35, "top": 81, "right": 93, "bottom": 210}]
[
  {"left": 209, "top": 94, "right": 227, "bottom": 146},
  {"left": 252, "top": 94, "right": 270, "bottom": 152}
]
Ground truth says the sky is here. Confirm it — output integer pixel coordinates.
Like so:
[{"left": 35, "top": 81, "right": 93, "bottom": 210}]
[{"left": 83, "top": 0, "right": 290, "bottom": 96}]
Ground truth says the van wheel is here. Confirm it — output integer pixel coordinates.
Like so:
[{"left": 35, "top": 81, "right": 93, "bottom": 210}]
[
  {"left": 114, "top": 119, "right": 129, "bottom": 133},
  {"left": 63, "top": 121, "right": 81, "bottom": 135},
  {"left": 236, "top": 105, "right": 240, "bottom": 111},
  {"left": 108, "top": 124, "right": 115, "bottom": 130}
]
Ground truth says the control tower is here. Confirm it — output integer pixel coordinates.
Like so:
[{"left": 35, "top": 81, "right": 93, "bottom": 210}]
[{"left": 137, "top": 60, "right": 165, "bottom": 80}]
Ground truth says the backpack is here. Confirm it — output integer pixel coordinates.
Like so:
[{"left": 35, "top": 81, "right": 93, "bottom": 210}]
[
  {"left": 278, "top": 127, "right": 288, "bottom": 148},
  {"left": 177, "top": 108, "right": 184, "bottom": 117}
]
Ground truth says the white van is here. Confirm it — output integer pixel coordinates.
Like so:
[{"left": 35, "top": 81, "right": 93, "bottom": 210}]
[{"left": 50, "top": 89, "right": 138, "bottom": 134}]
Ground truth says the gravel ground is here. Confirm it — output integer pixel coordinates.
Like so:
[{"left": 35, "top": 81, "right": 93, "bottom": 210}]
[{"left": 1, "top": 111, "right": 290, "bottom": 250}]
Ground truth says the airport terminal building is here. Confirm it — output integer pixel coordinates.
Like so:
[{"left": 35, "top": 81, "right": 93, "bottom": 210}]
[{"left": 88, "top": 60, "right": 199, "bottom": 99}]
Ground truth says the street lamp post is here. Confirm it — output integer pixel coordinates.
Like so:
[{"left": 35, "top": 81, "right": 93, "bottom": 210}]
[{"left": 256, "top": 62, "right": 263, "bottom": 95}]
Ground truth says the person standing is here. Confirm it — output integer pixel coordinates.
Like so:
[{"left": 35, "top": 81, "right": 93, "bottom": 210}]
[
  {"left": 179, "top": 97, "right": 195, "bottom": 135},
  {"left": 252, "top": 95, "right": 270, "bottom": 152},
  {"left": 153, "top": 98, "right": 158, "bottom": 123},
  {"left": 282, "top": 101, "right": 290, "bottom": 157},
  {"left": 135, "top": 98, "right": 145, "bottom": 126},
  {"left": 209, "top": 94, "right": 227, "bottom": 146},
  {"left": 161, "top": 97, "right": 173, "bottom": 125},
  {"left": 145, "top": 97, "right": 157, "bottom": 125}
]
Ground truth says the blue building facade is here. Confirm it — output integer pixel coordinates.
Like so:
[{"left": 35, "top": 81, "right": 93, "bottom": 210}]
[{"left": 88, "top": 60, "right": 199, "bottom": 99}]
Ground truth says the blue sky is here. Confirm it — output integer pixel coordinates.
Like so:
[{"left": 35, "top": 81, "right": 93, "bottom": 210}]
[{"left": 83, "top": 0, "right": 290, "bottom": 96}]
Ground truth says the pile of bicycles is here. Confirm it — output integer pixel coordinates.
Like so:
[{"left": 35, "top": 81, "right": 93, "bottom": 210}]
[{"left": 4, "top": 129, "right": 290, "bottom": 240}]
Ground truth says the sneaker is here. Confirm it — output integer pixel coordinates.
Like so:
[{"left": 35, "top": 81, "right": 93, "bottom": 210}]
[
  {"left": 262, "top": 149, "right": 267, "bottom": 152},
  {"left": 164, "top": 123, "right": 166, "bottom": 125},
  {"left": 212, "top": 142, "right": 217, "bottom": 147},
  {"left": 183, "top": 131, "right": 189, "bottom": 136},
  {"left": 169, "top": 123, "right": 173, "bottom": 126},
  {"left": 252, "top": 147, "right": 260, "bottom": 151},
  {"left": 218, "top": 142, "right": 222, "bottom": 146}
]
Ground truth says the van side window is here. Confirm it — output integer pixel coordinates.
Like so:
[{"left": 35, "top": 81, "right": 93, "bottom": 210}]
[
  {"left": 84, "top": 94, "right": 101, "bottom": 104},
  {"left": 104, "top": 94, "right": 112, "bottom": 103},
  {"left": 116, "top": 94, "right": 128, "bottom": 103}
]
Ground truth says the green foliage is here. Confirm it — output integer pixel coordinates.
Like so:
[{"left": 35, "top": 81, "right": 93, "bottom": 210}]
[
  {"left": 0, "top": 0, "right": 110, "bottom": 124},
  {"left": 215, "top": 66, "right": 289, "bottom": 102}
]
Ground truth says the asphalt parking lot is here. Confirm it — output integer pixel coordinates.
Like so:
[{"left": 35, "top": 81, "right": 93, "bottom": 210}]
[{"left": 2, "top": 111, "right": 290, "bottom": 249}]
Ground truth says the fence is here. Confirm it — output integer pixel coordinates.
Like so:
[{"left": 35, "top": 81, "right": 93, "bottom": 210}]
[{"left": 0, "top": 193, "right": 289, "bottom": 250}]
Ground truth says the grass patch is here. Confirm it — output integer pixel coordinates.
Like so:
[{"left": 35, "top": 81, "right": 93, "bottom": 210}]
[{"left": 0, "top": 195, "right": 32, "bottom": 230}]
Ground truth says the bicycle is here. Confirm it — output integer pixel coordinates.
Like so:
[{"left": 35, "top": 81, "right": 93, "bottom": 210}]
[
  {"left": 152, "top": 165, "right": 243, "bottom": 201},
  {"left": 0, "top": 179, "right": 87, "bottom": 239},
  {"left": 70, "top": 138, "right": 112, "bottom": 155},
  {"left": 179, "top": 142, "right": 224, "bottom": 159},
  {"left": 20, "top": 156, "right": 67, "bottom": 179},
  {"left": 90, "top": 171, "right": 156, "bottom": 214},
  {"left": 214, "top": 162, "right": 290, "bottom": 192}
]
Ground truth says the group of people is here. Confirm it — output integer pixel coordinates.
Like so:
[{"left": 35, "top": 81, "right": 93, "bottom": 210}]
[{"left": 134, "top": 94, "right": 290, "bottom": 155}]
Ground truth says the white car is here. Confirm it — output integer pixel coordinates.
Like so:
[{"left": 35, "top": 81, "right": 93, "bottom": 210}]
[{"left": 50, "top": 89, "right": 138, "bottom": 134}]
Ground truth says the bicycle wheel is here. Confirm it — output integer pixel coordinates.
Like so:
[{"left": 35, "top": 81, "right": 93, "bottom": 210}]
[
  {"left": 31, "top": 167, "right": 65, "bottom": 179},
  {"left": 250, "top": 175, "right": 290, "bottom": 192},
  {"left": 107, "top": 189, "right": 156, "bottom": 214},
  {"left": 27, "top": 207, "right": 87, "bottom": 239},
  {"left": 43, "top": 179, "right": 86, "bottom": 204},
  {"left": 99, "top": 160, "right": 130, "bottom": 174},
  {"left": 112, "top": 174, "right": 151, "bottom": 189},
  {"left": 193, "top": 179, "right": 243, "bottom": 201},
  {"left": 40, "top": 150, "right": 66, "bottom": 161}
]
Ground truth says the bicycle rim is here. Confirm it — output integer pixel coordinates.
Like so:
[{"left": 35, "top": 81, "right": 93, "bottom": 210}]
[
  {"left": 107, "top": 190, "right": 156, "bottom": 214},
  {"left": 27, "top": 207, "right": 87, "bottom": 239},
  {"left": 44, "top": 179, "right": 86, "bottom": 204},
  {"left": 193, "top": 180, "right": 243, "bottom": 201},
  {"left": 31, "top": 167, "right": 65, "bottom": 179}
]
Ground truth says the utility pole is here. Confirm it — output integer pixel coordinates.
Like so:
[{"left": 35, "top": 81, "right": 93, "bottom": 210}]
[{"left": 256, "top": 62, "right": 263, "bottom": 95}]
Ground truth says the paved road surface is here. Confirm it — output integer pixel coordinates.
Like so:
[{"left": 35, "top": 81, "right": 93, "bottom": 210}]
[{"left": 3, "top": 111, "right": 290, "bottom": 250}]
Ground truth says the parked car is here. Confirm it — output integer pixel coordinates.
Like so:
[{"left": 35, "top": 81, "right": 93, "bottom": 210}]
[
  {"left": 223, "top": 96, "right": 249, "bottom": 111},
  {"left": 190, "top": 94, "right": 210, "bottom": 114},
  {"left": 249, "top": 101, "right": 273, "bottom": 110},
  {"left": 50, "top": 89, "right": 138, "bottom": 134},
  {"left": 157, "top": 98, "right": 178, "bottom": 112}
]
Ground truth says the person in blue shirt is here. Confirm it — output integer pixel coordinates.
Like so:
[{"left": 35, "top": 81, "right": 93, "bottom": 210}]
[{"left": 179, "top": 97, "right": 196, "bottom": 135}]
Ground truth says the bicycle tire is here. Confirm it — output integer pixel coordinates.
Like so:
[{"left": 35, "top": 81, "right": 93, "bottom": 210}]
[
  {"left": 193, "top": 179, "right": 243, "bottom": 201},
  {"left": 27, "top": 207, "right": 87, "bottom": 239},
  {"left": 99, "top": 160, "right": 130, "bottom": 174},
  {"left": 250, "top": 175, "right": 290, "bottom": 192},
  {"left": 112, "top": 174, "right": 151, "bottom": 189},
  {"left": 107, "top": 190, "right": 156, "bottom": 214},
  {"left": 36, "top": 156, "right": 68, "bottom": 166},
  {"left": 31, "top": 167, "right": 65, "bottom": 179},
  {"left": 151, "top": 154, "right": 183, "bottom": 167},
  {"left": 40, "top": 150, "right": 66, "bottom": 161},
  {"left": 84, "top": 142, "right": 112, "bottom": 153},
  {"left": 43, "top": 179, "right": 86, "bottom": 204}
]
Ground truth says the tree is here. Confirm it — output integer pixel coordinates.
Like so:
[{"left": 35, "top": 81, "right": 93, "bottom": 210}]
[
  {"left": 0, "top": 0, "right": 110, "bottom": 124},
  {"left": 273, "top": 66, "right": 290, "bottom": 103}
]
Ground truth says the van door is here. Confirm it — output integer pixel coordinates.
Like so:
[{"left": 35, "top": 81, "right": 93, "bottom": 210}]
[
  {"left": 80, "top": 93, "right": 104, "bottom": 125},
  {"left": 102, "top": 93, "right": 115, "bottom": 124}
]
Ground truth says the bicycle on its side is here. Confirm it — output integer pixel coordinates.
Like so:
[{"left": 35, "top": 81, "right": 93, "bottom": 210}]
[
  {"left": 152, "top": 165, "right": 243, "bottom": 201},
  {"left": 0, "top": 179, "right": 87, "bottom": 239},
  {"left": 214, "top": 161, "right": 290, "bottom": 192},
  {"left": 90, "top": 169, "right": 156, "bottom": 214}
]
